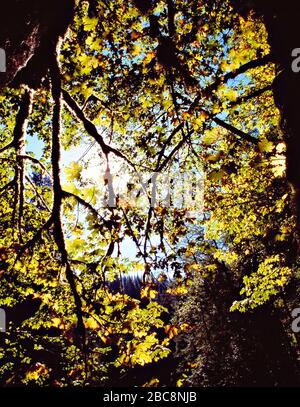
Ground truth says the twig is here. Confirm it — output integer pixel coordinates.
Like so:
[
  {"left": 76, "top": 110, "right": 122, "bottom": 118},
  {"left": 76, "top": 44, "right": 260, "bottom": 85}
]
[{"left": 62, "top": 89, "right": 135, "bottom": 169}]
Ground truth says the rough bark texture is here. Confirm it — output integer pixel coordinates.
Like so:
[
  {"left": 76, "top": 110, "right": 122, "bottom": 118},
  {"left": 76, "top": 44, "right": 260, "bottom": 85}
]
[
  {"left": 0, "top": 0, "right": 75, "bottom": 88},
  {"left": 231, "top": 0, "right": 300, "bottom": 237}
]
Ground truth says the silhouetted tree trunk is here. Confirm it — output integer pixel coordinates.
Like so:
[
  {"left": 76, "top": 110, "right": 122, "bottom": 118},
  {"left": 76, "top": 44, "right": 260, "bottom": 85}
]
[{"left": 0, "top": 0, "right": 75, "bottom": 88}]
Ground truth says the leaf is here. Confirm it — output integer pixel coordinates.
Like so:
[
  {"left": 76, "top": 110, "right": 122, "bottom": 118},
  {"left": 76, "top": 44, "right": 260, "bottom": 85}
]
[
  {"left": 64, "top": 162, "right": 83, "bottom": 181},
  {"left": 258, "top": 137, "right": 274, "bottom": 153},
  {"left": 143, "top": 51, "right": 156, "bottom": 65},
  {"left": 165, "top": 324, "right": 179, "bottom": 339},
  {"left": 132, "top": 43, "right": 142, "bottom": 57},
  {"left": 207, "top": 169, "right": 225, "bottom": 182},
  {"left": 82, "top": 16, "right": 98, "bottom": 31},
  {"left": 141, "top": 285, "right": 158, "bottom": 300},
  {"left": 182, "top": 112, "right": 191, "bottom": 121},
  {"left": 202, "top": 128, "right": 220, "bottom": 146},
  {"left": 85, "top": 317, "right": 100, "bottom": 330}
]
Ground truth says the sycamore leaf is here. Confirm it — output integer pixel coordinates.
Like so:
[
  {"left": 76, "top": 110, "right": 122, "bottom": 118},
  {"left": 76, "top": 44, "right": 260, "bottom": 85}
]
[{"left": 82, "top": 16, "right": 98, "bottom": 31}]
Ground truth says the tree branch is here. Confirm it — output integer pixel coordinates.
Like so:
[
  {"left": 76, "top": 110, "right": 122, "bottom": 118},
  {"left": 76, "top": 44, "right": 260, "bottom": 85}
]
[
  {"left": 11, "top": 89, "right": 33, "bottom": 242},
  {"left": 62, "top": 189, "right": 109, "bottom": 226},
  {"left": 62, "top": 89, "right": 135, "bottom": 168},
  {"left": 21, "top": 155, "right": 52, "bottom": 178},
  {"left": 228, "top": 84, "right": 272, "bottom": 108},
  {"left": 25, "top": 175, "right": 51, "bottom": 212},
  {"left": 156, "top": 130, "right": 194, "bottom": 172},
  {"left": 0, "top": 141, "right": 14, "bottom": 154},
  {"left": 155, "top": 122, "right": 185, "bottom": 169},
  {"left": 207, "top": 54, "right": 273, "bottom": 94},
  {"left": 189, "top": 54, "right": 273, "bottom": 112},
  {"left": 50, "top": 57, "right": 86, "bottom": 350},
  {"left": 201, "top": 108, "right": 259, "bottom": 144}
]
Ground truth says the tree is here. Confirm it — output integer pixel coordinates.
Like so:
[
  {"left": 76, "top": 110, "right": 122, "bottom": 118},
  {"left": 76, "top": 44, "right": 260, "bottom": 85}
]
[
  {"left": 0, "top": 0, "right": 299, "bottom": 387},
  {"left": 173, "top": 127, "right": 300, "bottom": 386},
  {"left": 230, "top": 0, "right": 300, "bottom": 238}
]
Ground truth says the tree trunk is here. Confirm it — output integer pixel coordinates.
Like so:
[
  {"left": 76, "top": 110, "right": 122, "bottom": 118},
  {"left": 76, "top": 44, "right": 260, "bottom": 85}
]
[{"left": 0, "top": 0, "right": 74, "bottom": 88}]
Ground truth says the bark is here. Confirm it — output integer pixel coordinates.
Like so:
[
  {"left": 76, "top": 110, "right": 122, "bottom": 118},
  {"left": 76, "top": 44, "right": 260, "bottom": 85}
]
[
  {"left": 0, "top": 0, "right": 75, "bottom": 88},
  {"left": 50, "top": 55, "right": 86, "bottom": 350},
  {"left": 13, "top": 90, "right": 33, "bottom": 242}
]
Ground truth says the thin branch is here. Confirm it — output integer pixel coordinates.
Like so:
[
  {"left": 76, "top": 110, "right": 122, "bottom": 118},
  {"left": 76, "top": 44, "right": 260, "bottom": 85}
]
[
  {"left": 156, "top": 130, "right": 194, "bottom": 172},
  {"left": 206, "top": 54, "right": 273, "bottom": 94},
  {"left": 144, "top": 207, "right": 153, "bottom": 258},
  {"left": 62, "top": 190, "right": 109, "bottom": 226},
  {"left": 0, "top": 141, "right": 14, "bottom": 154},
  {"left": 16, "top": 216, "right": 53, "bottom": 260},
  {"left": 21, "top": 155, "right": 52, "bottom": 178},
  {"left": 228, "top": 84, "right": 272, "bottom": 108},
  {"left": 204, "top": 109, "right": 259, "bottom": 144},
  {"left": 159, "top": 97, "right": 259, "bottom": 169},
  {"left": 189, "top": 54, "right": 273, "bottom": 112},
  {"left": 62, "top": 89, "right": 135, "bottom": 168},
  {"left": 25, "top": 175, "right": 51, "bottom": 212},
  {"left": 155, "top": 122, "right": 185, "bottom": 169},
  {"left": 121, "top": 207, "right": 147, "bottom": 262}
]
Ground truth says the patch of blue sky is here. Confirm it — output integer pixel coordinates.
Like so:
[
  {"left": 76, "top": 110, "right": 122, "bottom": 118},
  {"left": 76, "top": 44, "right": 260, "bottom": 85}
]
[{"left": 26, "top": 134, "right": 44, "bottom": 160}]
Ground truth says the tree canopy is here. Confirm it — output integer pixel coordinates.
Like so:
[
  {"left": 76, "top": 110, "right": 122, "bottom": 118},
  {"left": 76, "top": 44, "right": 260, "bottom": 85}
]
[{"left": 0, "top": 0, "right": 300, "bottom": 387}]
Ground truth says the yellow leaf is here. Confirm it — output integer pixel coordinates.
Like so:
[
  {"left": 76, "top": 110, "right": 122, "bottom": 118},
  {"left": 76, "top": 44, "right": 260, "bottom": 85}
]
[
  {"left": 162, "top": 338, "right": 170, "bottom": 346},
  {"left": 51, "top": 318, "right": 64, "bottom": 329},
  {"left": 258, "top": 137, "right": 274, "bottom": 153},
  {"left": 180, "top": 323, "right": 190, "bottom": 332},
  {"left": 142, "top": 378, "right": 160, "bottom": 387},
  {"left": 158, "top": 273, "right": 167, "bottom": 283},
  {"left": 26, "top": 363, "right": 49, "bottom": 381},
  {"left": 165, "top": 324, "right": 179, "bottom": 339},
  {"left": 132, "top": 43, "right": 142, "bottom": 57},
  {"left": 85, "top": 317, "right": 99, "bottom": 330},
  {"left": 202, "top": 128, "right": 220, "bottom": 146},
  {"left": 207, "top": 169, "right": 225, "bottom": 182},
  {"left": 143, "top": 51, "right": 156, "bottom": 65},
  {"left": 182, "top": 112, "right": 191, "bottom": 121},
  {"left": 141, "top": 285, "right": 158, "bottom": 299},
  {"left": 83, "top": 16, "right": 98, "bottom": 31}
]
